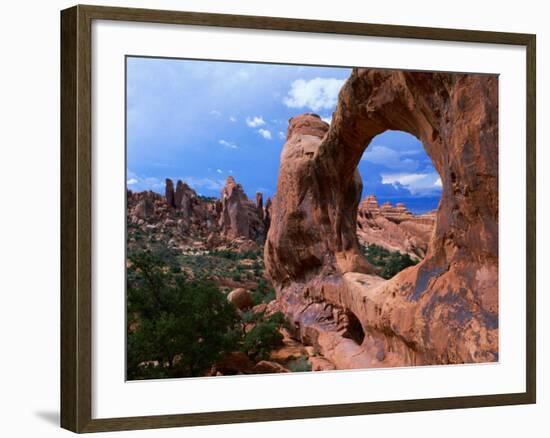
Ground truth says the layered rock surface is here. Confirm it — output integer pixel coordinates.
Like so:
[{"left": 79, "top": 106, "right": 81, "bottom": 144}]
[{"left": 265, "top": 69, "right": 499, "bottom": 368}]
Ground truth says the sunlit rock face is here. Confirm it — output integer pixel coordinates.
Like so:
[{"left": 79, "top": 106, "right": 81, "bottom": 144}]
[{"left": 265, "top": 69, "right": 498, "bottom": 368}]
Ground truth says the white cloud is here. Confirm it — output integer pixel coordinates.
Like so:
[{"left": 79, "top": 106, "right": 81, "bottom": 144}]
[
  {"left": 216, "top": 169, "right": 223, "bottom": 174},
  {"left": 219, "top": 139, "right": 238, "bottom": 149},
  {"left": 278, "top": 131, "right": 286, "bottom": 140},
  {"left": 258, "top": 128, "right": 272, "bottom": 140},
  {"left": 382, "top": 173, "right": 427, "bottom": 186},
  {"left": 362, "top": 145, "right": 419, "bottom": 171},
  {"left": 321, "top": 115, "right": 332, "bottom": 124},
  {"left": 381, "top": 172, "right": 442, "bottom": 195},
  {"left": 210, "top": 110, "right": 222, "bottom": 117},
  {"left": 237, "top": 69, "right": 251, "bottom": 80},
  {"left": 143, "top": 177, "right": 163, "bottom": 189},
  {"left": 229, "top": 116, "right": 237, "bottom": 122},
  {"left": 283, "top": 77, "right": 345, "bottom": 111},
  {"left": 246, "top": 116, "right": 266, "bottom": 128},
  {"left": 434, "top": 177, "right": 442, "bottom": 187},
  {"left": 126, "top": 178, "right": 138, "bottom": 185},
  {"left": 184, "top": 177, "right": 225, "bottom": 192}
]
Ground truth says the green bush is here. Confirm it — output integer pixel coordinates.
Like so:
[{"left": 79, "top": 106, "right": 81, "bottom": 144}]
[
  {"left": 127, "top": 250, "right": 239, "bottom": 380},
  {"left": 251, "top": 279, "right": 276, "bottom": 305},
  {"left": 361, "top": 243, "right": 418, "bottom": 279},
  {"left": 211, "top": 249, "right": 262, "bottom": 261},
  {"left": 241, "top": 312, "right": 288, "bottom": 360},
  {"left": 287, "top": 355, "right": 312, "bottom": 372}
]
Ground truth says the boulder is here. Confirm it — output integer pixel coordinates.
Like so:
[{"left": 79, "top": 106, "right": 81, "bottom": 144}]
[
  {"left": 227, "top": 288, "right": 253, "bottom": 310},
  {"left": 215, "top": 351, "right": 254, "bottom": 375}
]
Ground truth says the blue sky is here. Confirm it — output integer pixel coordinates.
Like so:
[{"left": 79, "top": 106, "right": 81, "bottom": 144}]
[{"left": 126, "top": 57, "right": 441, "bottom": 213}]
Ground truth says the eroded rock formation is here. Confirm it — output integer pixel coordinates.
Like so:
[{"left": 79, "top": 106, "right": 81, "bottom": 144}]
[
  {"left": 218, "top": 176, "right": 266, "bottom": 242},
  {"left": 356, "top": 195, "right": 436, "bottom": 259},
  {"left": 265, "top": 69, "right": 499, "bottom": 368},
  {"left": 127, "top": 183, "right": 218, "bottom": 249},
  {"left": 165, "top": 178, "right": 175, "bottom": 208}
]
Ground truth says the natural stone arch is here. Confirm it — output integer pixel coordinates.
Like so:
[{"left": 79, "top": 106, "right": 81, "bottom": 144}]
[{"left": 265, "top": 68, "right": 498, "bottom": 368}]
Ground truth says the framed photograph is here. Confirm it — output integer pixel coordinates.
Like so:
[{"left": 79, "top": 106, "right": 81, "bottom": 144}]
[{"left": 60, "top": 4, "right": 536, "bottom": 433}]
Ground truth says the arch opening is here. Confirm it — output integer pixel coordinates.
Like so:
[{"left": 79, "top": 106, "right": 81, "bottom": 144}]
[
  {"left": 341, "top": 310, "right": 365, "bottom": 345},
  {"left": 355, "top": 130, "right": 442, "bottom": 277}
]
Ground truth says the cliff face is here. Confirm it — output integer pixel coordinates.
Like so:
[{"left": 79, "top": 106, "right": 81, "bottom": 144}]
[{"left": 264, "top": 69, "right": 499, "bottom": 368}]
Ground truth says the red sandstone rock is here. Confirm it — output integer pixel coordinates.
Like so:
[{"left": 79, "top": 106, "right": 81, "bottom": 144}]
[
  {"left": 263, "top": 197, "right": 272, "bottom": 237},
  {"left": 218, "top": 176, "right": 265, "bottom": 242},
  {"left": 165, "top": 178, "right": 175, "bottom": 207},
  {"left": 174, "top": 180, "right": 196, "bottom": 216},
  {"left": 356, "top": 194, "right": 435, "bottom": 259},
  {"left": 255, "top": 192, "right": 264, "bottom": 220},
  {"left": 130, "top": 191, "right": 159, "bottom": 220},
  {"left": 219, "top": 176, "right": 252, "bottom": 239},
  {"left": 309, "top": 356, "right": 336, "bottom": 371},
  {"left": 265, "top": 69, "right": 499, "bottom": 368},
  {"left": 227, "top": 287, "right": 253, "bottom": 310},
  {"left": 252, "top": 360, "right": 290, "bottom": 374},
  {"left": 215, "top": 351, "right": 254, "bottom": 375}
]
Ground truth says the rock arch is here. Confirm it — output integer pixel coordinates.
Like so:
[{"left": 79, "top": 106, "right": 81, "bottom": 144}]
[{"left": 265, "top": 68, "right": 498, "bottom": 368}]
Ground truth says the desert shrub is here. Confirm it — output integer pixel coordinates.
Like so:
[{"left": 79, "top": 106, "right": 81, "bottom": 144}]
[
  {"left": 380, "top": 252, "right": 417, "bottom": 279},
  {"left": 287, "top": 355, "right": 312, "bottom": 372},
  {"left": 240, "top": 309, "right": 263, "bottom": 325},
  {"left": 241, "top": 312, "right": 288, "bottom": 360},
  {"left": 198, "top": 195, "right": 217, "bottom": 202},
  {"left": 211, "top": 249, "right": 263, "bottom": 261},
  {"left": 251, "top": 279, "right": 276, "bottom": 305},
  {"left": 252, "top": 260, "right": 263, "bottom": 276},
  {"left": 127, "top": 249, "right": 239, "bottom": 380},
  {"left": 361, "top": 243, "right": 418, "bottom": 279}
]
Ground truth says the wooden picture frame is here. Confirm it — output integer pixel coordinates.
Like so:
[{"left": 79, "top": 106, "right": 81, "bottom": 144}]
[{"left": 61, "top": 4, "right": 536, "bottom": 433}]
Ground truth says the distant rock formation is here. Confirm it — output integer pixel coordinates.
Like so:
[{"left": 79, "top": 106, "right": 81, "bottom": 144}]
[
  {"left": 132, "top": 193, "right": 156, "bottom": 220},
  {"left": 218, "top": 176, "right": 266, "bottom": 242},
  {"left": 263, "top": 197, "right": 272, "bottom": 239},
  {"left": 128, "top": 181, "right": 219, "bottom": 250},
  {"left": 165, "top": 178, "right": 175, "bottom": 208},
  {"left": 174, "top": 180, "right": 196, "bottom": 216},
  {"left": 265, "top": 69, "right": 499, "bottom": 369},
  {"left": 129, "top": 176, "right": 272, "bottom": 253},
  {"left": 356, "top": 195, "right": 436, "bottom": 259},
  {"left": 219, "top": 176, "right": 254, "bottom": 239},
  {"left": 255, "top": 192, "right": 264, "bottom": 221}
]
